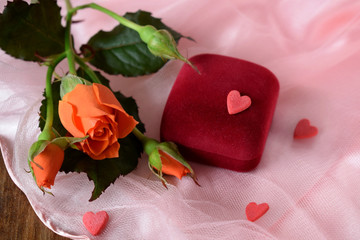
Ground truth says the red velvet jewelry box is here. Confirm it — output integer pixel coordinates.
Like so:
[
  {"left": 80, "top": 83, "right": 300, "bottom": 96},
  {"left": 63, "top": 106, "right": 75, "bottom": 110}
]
[{"left": 160, "top": 54, "right": 279, "bottom": 172}]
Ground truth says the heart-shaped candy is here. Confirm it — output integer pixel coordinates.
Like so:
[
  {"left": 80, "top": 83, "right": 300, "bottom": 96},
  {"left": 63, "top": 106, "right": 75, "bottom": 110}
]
[
  {"left": 161, "top": 54, "right": 279, "bottom": 172},
  {"left": 83, "top": 211, "right": 109, "bottom": 236},
  {"left": 246, "top": 202, "right": 269, "bottom": 222},
  {"left": 227, "top": 90, "right": 251, "bottom": 114},
  {"left": 294, "top": 119, "right": 318, "bottom": 139}
]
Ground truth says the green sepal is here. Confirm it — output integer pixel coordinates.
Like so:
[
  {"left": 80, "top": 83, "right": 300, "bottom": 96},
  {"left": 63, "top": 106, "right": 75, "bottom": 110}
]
[
  {"left": 147, "top": 160, "right": 168, "bottom": 189},
  {"left": 28, "top": 140, "right": 50, "bottom": 168},
  {"left": 60, "top": 74, "right": 92, "bottom": 99},
  {"left": 148, "top": 148, "right": 162, "bottom": 171},
  {"left": 138, "top": 25, "right": 158, "bottom": 43},
  {"left": 143, "top": 138, "right": 160, "bottom": 156},
  {"left": 51, "top": 136, "right": 88, "bottom": 150},
  {"left": 157, "top": 142, "right": 195, "bottom": 176},
  {"left": 148, "top": 147, "right": 169, "bottom": 188}
]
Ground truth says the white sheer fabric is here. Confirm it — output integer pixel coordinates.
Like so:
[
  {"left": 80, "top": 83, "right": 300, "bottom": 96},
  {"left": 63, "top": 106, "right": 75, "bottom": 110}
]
[{"left": 1, "top": 0, "right": 360, "bottom": 239}]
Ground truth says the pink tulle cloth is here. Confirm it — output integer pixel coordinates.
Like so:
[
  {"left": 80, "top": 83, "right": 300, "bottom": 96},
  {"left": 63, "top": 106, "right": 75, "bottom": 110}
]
[{"left": 1, "top": 0, "right": 360, "bottom": 239}]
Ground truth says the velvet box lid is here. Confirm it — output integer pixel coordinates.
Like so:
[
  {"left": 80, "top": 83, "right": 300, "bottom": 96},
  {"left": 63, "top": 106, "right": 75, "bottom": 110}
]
[{"left": 160, "top": 54, "right": 279, "bottom": 172}]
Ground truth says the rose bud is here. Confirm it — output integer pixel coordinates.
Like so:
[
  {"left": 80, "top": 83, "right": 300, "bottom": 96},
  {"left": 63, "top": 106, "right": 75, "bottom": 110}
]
[
  {"left": 59, "top": 82, "right": 138, "bottom": 160},
  {"left": 147, "top": 141, "right": 199, "bottom": 187},
  {"left": 138, "top": 25, "right": 199, "bottom": 73},
  {"left": 28, "top": 136, "right": 88, "bottom": 192},
  {"left": 30, "top": 143, "right": 64, "bottom": 189},
  {"left": 156, "top": 150, "right": 190, "bottom": 179}
]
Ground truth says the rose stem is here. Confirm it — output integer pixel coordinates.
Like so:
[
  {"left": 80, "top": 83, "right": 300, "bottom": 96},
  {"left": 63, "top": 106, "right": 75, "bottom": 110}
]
[
  {"left": 74, "top": 55, "right": 101, "bottom": 84},
  {"left": 64, "top": 8, "right": 77, "bottom": 75},
  {"left": 38, "top": 52, "right": 67, "bottom": 141},
  {"left": 64, "top": 0, "right": 73, "bottom": 12},
  {"left": 67, "top": 3, "right": 142, "bottom": 32},
  {"left": 132, "top": 127, "right": 159, "bottom": 155}
]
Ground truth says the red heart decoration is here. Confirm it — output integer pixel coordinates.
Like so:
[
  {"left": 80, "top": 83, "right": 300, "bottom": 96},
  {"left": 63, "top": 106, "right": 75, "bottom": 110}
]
[
  {"left": 83, "top": 211, "right": 109, "bottom": 236},
  {"left": 227, "top": 90, "right": 251, "bottom": 114},
  {"left": 294, "top": 119, "right": 318, "bottom": 139},
  {"left": 246, "top": 202, "right": 269, "bottom": 222}
]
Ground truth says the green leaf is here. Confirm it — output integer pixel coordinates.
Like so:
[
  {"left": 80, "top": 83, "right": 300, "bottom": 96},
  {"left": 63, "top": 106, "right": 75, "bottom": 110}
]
[
  {"left": 84, "top": 10, "right": 187, "bottom": 77},
  {"left": 0, "top": 0, "right": 65, "bottom": 61},
  {"left": 39, "top": 70, "right": 145, "bottom": 201},
  {"left": 61, "top": 133, "right": 141, "bottom": 201}
]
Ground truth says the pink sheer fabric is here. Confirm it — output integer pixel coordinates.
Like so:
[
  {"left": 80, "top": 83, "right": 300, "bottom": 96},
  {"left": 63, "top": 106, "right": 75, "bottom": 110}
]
[{"left": 1, "top": 0, "right": 360, "bottom": 239}]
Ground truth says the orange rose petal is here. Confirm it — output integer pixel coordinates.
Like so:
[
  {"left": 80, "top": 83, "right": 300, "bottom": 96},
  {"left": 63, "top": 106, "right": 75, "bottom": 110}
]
[
  {"left": 80, "top": 117, "right": 104, "bottom": 137},
  {"left": 86, "top": 120, "right": 115, "bottom": 142},
  {"left": 86, "top": 139, "right": 109, "bottom": 157},
  {"left": 94, "top": 83, "right": 138, "bottom": 137},
  {"left": 102, "top": 141, "right": 120, "bottom": 159},
  {"left": 85, "top": 141, "right": 120, "bottom": 160},
  {"left": 115, "top": 112, "right": 138, "bottom": 138},
  {"left": 89, "top": 126, "right": 110, "bottom": 141},
  {"left": 159, "top": 150, "right": 190, "bottom": 180},
  {"left": 64, "top": 84, "right": 111, "bottom": 117},
  {"left": 93, "top": 83, "right": 124, "bottom": 111},
  {"left": 59, "top": 101, "right": 85, "bottom": 137},
  {"left": 106, "top": 114, "right": 116, "bottom": 122},
  {"left": 102, "top": 131, "right": 117, "bottom": 145}
]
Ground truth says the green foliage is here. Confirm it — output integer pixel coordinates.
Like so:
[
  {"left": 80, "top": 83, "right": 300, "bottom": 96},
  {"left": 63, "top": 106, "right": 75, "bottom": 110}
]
[
  {"left": 84, "top": 10, "right": 186, "bottom": 77},
  {"left": 39, "top": 71, "right": 144, "bottom": 201},
  {"left": 0, "top": 0, "right": 65, "bottom": 61},
  {"left": 61, "top": 133, "right": 141, "bottom": 201}
]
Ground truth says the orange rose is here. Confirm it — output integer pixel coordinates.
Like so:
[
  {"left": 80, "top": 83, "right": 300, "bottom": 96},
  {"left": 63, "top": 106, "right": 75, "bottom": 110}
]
[
  {"left": 58, "top": 83, "right": 138, "bottom": 160},
  {"left": 158, "top": 150, "right": 190, "bottom": 179},
  {"left": 31, "top": 143, "right": 64, "bottom": 189}
]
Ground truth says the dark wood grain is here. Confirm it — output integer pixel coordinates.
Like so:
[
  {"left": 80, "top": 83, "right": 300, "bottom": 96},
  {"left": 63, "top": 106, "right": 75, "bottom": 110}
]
[{"left": 0, "top": 151, "right": 69, "bottom": 240}]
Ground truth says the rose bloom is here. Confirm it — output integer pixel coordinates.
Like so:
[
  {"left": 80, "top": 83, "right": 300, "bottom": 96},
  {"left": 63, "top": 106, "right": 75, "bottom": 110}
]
[
  {"left": 158, "top": 150, "right": 190, "bottom": 179},
  {"left": 31, "top": 143, "right": 64, "bottom": 189},
  {"left": 59, "top": 83, "right": 138, "bottom": 160}
]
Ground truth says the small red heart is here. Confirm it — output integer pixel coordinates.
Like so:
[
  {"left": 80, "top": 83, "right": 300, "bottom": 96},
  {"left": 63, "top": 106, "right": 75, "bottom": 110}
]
[
  {"left": 83, "top": 211, "right": 109, "bottom": 236},
  {"left": 246, "top": 202, "right": 269, "bottom": 222},
  {"left": 294, "top": 119, "right": 318, "bottom": 139},
  {"left": 227, "top": 90, "right": 251, "bottom": 115}
]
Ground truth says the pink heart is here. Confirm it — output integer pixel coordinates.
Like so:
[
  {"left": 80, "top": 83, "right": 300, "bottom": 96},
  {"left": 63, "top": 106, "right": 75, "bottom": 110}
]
[
  {"left": 83, "top": 211, "right": 109, "bottom": 236},
  {"left": 246, "top": 202, "right": 269, "bottom": 222},
  {"left": 227, "top": 90, "right": 251, "bottom": 115},
  {"left": 294, "top": 119, "right": 318, "bottom": 139}
]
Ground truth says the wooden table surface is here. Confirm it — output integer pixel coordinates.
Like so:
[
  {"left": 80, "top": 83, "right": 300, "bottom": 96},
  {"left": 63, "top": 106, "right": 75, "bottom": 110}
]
[{"left": 0, "top": 151, "right": 69, "bottom": 240}]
